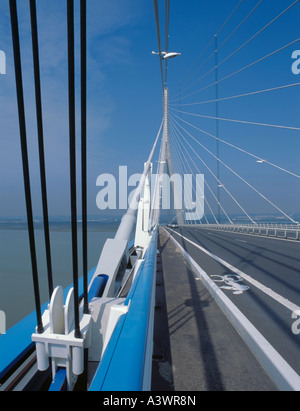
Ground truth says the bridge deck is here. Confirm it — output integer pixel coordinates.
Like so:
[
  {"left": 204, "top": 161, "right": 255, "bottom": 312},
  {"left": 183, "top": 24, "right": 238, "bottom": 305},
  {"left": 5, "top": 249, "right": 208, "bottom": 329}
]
[{"left": 152, "top": 227, "right": 277, "bottom": 391}]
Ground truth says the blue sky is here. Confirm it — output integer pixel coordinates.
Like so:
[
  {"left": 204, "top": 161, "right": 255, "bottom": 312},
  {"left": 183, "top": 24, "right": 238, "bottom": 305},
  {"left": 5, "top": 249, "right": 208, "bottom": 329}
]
[{"left": 0, "top": 0, "right": 299, "bottom": 220}]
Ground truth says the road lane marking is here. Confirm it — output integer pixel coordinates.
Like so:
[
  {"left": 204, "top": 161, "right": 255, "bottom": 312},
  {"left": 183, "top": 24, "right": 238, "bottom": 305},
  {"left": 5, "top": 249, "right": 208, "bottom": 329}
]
[
  {"left": 168, "top": 228, "right": 300, "bottom": 314},
  {"left": 164, "top": 228, "right": 300, "bottom": 391}
]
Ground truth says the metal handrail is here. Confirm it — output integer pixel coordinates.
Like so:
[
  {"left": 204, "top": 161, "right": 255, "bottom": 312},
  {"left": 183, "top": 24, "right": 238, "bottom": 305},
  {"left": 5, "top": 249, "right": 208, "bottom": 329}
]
[
  {"left": 89, "top": 228, "right": 158, "bottom": 391},
  {"left": 194, "top": 223, "right": 300, "bottom": 240}
]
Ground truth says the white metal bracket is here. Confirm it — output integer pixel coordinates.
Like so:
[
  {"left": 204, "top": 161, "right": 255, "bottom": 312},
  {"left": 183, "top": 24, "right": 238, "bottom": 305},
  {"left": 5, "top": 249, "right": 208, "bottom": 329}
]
[{"left": 32, "top": 286, "right": 92, "bottom": 391}]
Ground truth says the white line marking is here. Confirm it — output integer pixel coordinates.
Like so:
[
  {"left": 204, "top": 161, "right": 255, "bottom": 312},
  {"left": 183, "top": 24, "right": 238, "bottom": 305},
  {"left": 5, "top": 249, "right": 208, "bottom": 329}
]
[
  {"left": 168, "top": 229, "right": 300, "bottom": 313},
  {"left": 235, "top": 239, "right": 247, "bottom": 243},
  {"left": 163, "top": 228, "right": 300, "bottom": 391}
]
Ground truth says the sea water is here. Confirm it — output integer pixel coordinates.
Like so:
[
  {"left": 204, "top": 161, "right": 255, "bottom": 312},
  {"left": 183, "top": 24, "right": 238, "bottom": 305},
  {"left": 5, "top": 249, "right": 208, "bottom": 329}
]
[{"left": 0, "top": 220, "right": 118, "bottom": 330}]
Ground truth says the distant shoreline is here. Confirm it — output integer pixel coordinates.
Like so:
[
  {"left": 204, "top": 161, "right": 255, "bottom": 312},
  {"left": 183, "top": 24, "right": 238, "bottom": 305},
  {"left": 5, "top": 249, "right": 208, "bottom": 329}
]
[{"left": 0, "top": 212, "right": 299, "bottom": 233}]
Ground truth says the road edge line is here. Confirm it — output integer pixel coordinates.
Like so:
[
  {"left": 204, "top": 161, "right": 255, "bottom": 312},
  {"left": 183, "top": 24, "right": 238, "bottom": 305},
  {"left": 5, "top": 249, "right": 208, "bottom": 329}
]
[{"left": 162, "top": 227, "right": 300, "bottom": 392}]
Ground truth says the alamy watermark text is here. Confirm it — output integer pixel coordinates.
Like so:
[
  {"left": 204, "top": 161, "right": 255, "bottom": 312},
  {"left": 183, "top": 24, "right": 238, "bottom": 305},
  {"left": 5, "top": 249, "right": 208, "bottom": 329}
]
[
  {"left": 292, "top": 50, "right": 300, "bottom": 75},
  {"left": 96, "top": 166, "right": 205, "bottom": 221}
]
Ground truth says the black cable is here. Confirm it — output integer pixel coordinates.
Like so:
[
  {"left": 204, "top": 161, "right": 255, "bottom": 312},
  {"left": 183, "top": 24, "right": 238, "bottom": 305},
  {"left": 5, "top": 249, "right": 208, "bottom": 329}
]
[
  {"left": 81, "top": 0, "right": 89, "bottom": 316},
  {"left": 29, "top": 0, "right": 54, "bottom": 298},
  {"left": 9, "top": 0, "right": 44, "bottom": 334},
  {"left": 67, "top": 0, "right": 81, "bottom": 339}
]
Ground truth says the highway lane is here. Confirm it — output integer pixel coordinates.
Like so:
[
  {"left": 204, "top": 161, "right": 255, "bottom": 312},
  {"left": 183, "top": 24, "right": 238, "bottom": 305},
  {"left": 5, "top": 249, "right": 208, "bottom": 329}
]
[{"left": 165, "top": 226, "right": 300, "bottom": 377}]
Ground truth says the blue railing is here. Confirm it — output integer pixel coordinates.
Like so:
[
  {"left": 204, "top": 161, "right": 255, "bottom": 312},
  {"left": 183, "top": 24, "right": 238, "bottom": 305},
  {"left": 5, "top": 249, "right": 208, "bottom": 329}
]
[{"left": 89, "top": 228, "right": 158, "bottom": 391}]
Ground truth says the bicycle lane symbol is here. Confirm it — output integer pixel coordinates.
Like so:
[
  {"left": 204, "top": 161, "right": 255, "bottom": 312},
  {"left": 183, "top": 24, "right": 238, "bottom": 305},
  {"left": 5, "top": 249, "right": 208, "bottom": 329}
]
[{"left": 211, "top": 274, "right": 250, "bottom": 295}]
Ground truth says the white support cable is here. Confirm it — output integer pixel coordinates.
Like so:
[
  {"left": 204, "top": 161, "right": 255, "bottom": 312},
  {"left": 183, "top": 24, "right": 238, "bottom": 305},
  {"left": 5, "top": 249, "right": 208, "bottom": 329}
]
[
  {"left": 174, "top": 0, "right": 265, "bottom": 99},
  {"left": 214, "top": 0, "right": 245, "bottom": 38},
  {"left": 171, "top": 123, "right": 202, "bottom": 225},
  {"left": 169, "top": 114, "right": 254, "bottom": 224},
  {"left": 171, "top": 122, "right": 217, "bottom": 225},
  {"left": 168, "top": 126, "right": 183, "bottom": 201},
  {"left": 178, "top": 61, "right": 217, "bottom": 99},
  {"left": 170, "top": 127, "right": 190, "bottom": 225},
  {"left": 177, "top": 0, "right": 244, "bottom": 88},
  {"left": 170, "top": 113, "right": 299, "bottom": 225},
  {"left": 170, "top": 111, "right": 300, "bottom": 180},
  {"left": 171, "top": 107, "right": 300, "bottom": 132},
  {"left": 172, "top": 126, "right": 208, "bottom": 224},
  {"left": 171, "top": 118, "right": 233, "bottom": 224},
  {"left": 172, "top": 0, "right": 300, "bottom": 101},
  {"left": 171, "top": 120, "right": 232, "bottom": 225},
  {"left": 170, "top": 124, "right": 195, "bottom": 224},
  {"left": 170, "top": 82, "right": 300, "bottom": 108},
  {"left": 149, "top": 127, "right": 164, "bottom": 227},
  {"left": 218, "top": 0, "right": 300, "bottom": 70},
  {"left": 171, "top": 37, "right": 300, "bottom": 102},
  {"left": 173, "top": 37, "right": 215, "bottom": 97},
  {"left": 172, "top": 127, "right": 210, "bottom": 225},
  {"left": 173, "top": 131, "right": 217, "bottom": 225},
  {"left": 170, "top": 131, "right": 190, "bottom": 224},
  {"left": 151, "top": 119, "right": 164, "bottom": 216},
  {"left": 218, "top": 0, "right": 265, "bottom": 51}
]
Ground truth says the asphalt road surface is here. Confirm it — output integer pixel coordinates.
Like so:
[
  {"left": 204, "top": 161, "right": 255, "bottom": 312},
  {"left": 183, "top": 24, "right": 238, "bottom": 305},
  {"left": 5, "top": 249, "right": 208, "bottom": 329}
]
[{"left": 166, "top": 226, "right": 300, "bottom": 376}]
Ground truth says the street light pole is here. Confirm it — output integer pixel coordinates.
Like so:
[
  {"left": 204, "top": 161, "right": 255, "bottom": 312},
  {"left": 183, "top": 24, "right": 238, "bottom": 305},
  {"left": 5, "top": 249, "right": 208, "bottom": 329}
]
[{"left": 215, "top": 34, "right": 221, "bottom": 224}]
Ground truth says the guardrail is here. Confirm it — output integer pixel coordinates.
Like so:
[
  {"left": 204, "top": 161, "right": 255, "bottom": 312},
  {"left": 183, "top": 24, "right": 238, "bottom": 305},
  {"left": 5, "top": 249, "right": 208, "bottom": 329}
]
[
  {"left": 194, "top": 223, "right": 300, "bottom": 240},
  {"left": 89, "top": 228, "right": 158, "bottom": 391}
]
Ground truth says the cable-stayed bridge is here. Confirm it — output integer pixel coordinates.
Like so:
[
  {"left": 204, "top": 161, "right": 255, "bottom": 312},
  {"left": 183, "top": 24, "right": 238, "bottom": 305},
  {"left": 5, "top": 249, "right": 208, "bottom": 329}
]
[{"left": 0, "top": 0, "right": 300, "bottom": 392}]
